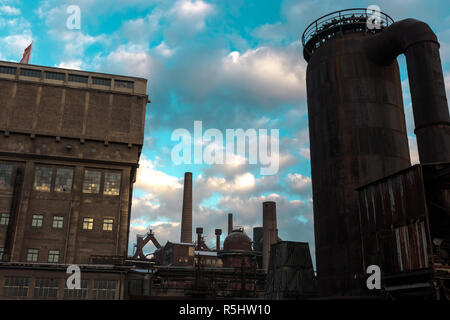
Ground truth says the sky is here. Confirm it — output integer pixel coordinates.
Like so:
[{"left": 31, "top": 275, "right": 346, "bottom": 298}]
[{"left": 1, "top": 0, "right": 450, "bottom": 264}]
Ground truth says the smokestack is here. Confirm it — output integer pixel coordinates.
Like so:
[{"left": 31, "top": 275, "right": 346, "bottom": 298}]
[
  {"left": 180, "top": 172, "right": 193, "bottom": 243},
  {"left": 262, "top": 201, "right": 278, "bottom": 271},
  {"left": 196, "top": 227, "right": 203, "bottom": 250},
  {"left": 228, "top": 213, "right": 233, "bottom": 234},
  {"left": 215, "top": 229, "right": 222, "bottom": 252}
]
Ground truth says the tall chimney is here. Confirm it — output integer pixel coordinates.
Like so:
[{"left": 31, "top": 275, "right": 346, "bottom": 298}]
[
  {"left": 262, "top": 201, "right": 278, "bottom": 271},
  {"left": 215, "top": 229, "right": 222, "bottom": 252},
  {"left": 180, "top": 172, "right": 193, "bottom": 243},
  {"left": 228, "top": 213, "right": 233, "bottom": 234},
  {"left": 196, "top": 227, "right": 203, "bottom": 250}
]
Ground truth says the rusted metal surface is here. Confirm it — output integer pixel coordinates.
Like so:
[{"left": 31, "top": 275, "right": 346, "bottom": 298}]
[
  {"left": 357, "top": 165, "right": 433, "bottom": 276},
  {"left": 264, "top": 241, "right": 318, "bottom": 299},
  {"left": 305, "top": 30, "right": 411, "bottom": 296}
]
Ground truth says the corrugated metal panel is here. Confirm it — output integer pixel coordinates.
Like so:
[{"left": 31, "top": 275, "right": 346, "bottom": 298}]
[
  {"left": 358, "top": 165, "right": 432, "bottom": 276},
  {"left": 393, "top": 221, "right": 429, "bottom": 272}
]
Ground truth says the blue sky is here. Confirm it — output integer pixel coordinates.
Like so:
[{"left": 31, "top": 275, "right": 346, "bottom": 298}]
[{"left": 1, "top": 0, "right": 449, "bottom": 263}]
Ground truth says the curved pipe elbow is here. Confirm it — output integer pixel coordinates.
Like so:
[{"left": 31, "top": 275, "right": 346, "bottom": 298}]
[{"left": 365, "top": 18, "right": 439, "bottom": 65}]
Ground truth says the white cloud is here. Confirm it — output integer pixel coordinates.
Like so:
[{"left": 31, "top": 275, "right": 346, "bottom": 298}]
[
  {"left": 170, "top": 0, "right": 213, "bottom": 30},
  {"left": 221, "top": 44, "right": 307, "bottom": 104},
  {"left": 287, "top": 173, "right": 312, "bottom": 197},
  {"left": 0, "top": 33, "right": 33, "bottom": 59},
  {"left": 0, "top": 5, "right": 20, "bottom": 15},
  {"left": 56, "top": 60, "right": 83, "bottom": 70}
]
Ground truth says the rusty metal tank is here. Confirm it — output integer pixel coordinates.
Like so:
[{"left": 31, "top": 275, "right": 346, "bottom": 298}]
[{"left": 302, "top": 9, "right": 411, "bottom": 296}]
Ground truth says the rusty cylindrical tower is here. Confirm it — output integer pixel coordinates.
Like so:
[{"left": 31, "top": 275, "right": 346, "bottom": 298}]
[{"left": 302, "top": 9, "right": 411, "bottom": 296}]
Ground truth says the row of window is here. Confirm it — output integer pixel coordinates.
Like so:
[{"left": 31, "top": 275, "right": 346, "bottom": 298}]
[
  {"left": 0, "top": 248, "right": 60, "bottom": 263},
  {"left": 0, "top": 164, "right": 121, "bottom": 196},
  {"left": 0, "top": 66, "right": 134, "bottom": 89},
  {"left": 0, "top": 213, "right": 114, "bottom": 231},
  {"left": 2, "top": 277, "right": 117, "bottom": 299},
  {"left": 25, "top": 248, "right": 60, "bottom": 263}
]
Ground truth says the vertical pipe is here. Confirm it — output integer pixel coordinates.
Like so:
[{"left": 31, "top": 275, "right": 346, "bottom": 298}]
[
  {"left": 263, "top": 201, "right": 278, "bottom": 271},
  {"left": 228, "top": 213, "right": 233, "bottom": 234},
  {"left": 180, "top": 172, "right": 193, "bottom": 243},
  {"left": 2, "top": 167, "right": 23, "bottom": 262},
  {"left": 215, "top": 229, "right": 222, "bottom": 252},
  {"left": 196, "top": 227, "right": 203, "bottom": 250}
]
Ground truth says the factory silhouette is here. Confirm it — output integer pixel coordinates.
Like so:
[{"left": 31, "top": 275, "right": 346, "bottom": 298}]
[{"left": 0, "top": 8, "right": 448, "bottom": 299}]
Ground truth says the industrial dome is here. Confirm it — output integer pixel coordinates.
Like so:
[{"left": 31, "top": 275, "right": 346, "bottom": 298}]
[{"left": 223, "top": 229, "right": 252, "bottom": 251}]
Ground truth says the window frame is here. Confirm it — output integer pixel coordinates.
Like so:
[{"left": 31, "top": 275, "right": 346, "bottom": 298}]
[
  {"left": 92, "top": 280, "right": 117, "bottom": 300},
  {"left": 33, "top": 166, "right": 53, "bottom": 192},
  {"left": 0, "top": 163, "right": 13, "bottom": 191},
  {"left": 82, "top": 217, "right": 94, "bottom": 231},
  {"left": 52, "top": 216, "right": 64, "bottom": 229},
  {"left": 54, "top": 167, "right": 74, "bottom": 193},
  {"left": 0, "top": 213, "right": 9, "bottom": 226},
  {"left": 82, "top": 169, "right": 102, "bottom": 194},
  {"left": 3, "top": 277, "right": 30, "bottom": 298},
  {"left": 64, "top": 279, "right": 89, "bottom": 299},
  {"left": 102, "top": 218, "right": 114, "bottom": 231},
  {"left": 103, "top": 171, "right": 122, "bottom": 196},
  {"left": 27, "top": 248, "right": 39, "bottom": 262},
  {"left": 31, "top": 214, "right": 44, "bottom": 228},
  {"left": 33, "top": 278, "right": 59, "bottom": 299},
  {"left": 47, "top": 249, "right": 60, "bottom": 263}
]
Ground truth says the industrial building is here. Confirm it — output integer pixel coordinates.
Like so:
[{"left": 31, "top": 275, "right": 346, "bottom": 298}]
[
  {"left": 302, "top": 8, "right": 449, "bottom": 298},
  {"left": 127, "top": 172, "right": 317, "bottom": 299},
  {"left": 0, "top": 66, "right": 315, "bottom": 300},
  {"left": 0, "top": 60, "right": 148, "bottom": 299}
]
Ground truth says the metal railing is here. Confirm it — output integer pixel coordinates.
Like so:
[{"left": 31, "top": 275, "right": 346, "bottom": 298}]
[{"left": 301, "top": 8, "right": 394, "bottom": 60}]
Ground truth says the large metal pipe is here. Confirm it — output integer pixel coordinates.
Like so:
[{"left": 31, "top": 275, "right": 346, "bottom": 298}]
[
  {"left": 215, "top": 229, "right": 222, "bottom": 252},
  {"left": 303, "top": 13, "right": 449, "bottom": 296},
  {"left": 365, "top": 19, "right": 450, "bottom": 164},
  {"left": 180, "top": 172, "right": 193, "bottom": 243},
  {"left": 227, "top": 213, "right": 233, "bottom": 235},
  {"left": 262, "top": 201, "right": 278, "bottom": 270},
  {"left": 196, "top": 227, "right": 203, "bottom": 250}
]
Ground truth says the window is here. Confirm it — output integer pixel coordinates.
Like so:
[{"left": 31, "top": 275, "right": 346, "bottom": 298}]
[
  {"left": 104, "top": 172, "right": 121, "bottom": 196},
  {"left": 0, "top": 213, "right": 9, "bottom": 226},
  {"left": 31, "top": 214, "right": 43, "bottom": 228},
  {"left": 82, "top": 170, "right": 101, "bottom": 194},
  {"left": 83, "top": 217, "right": 94, "bottom": 230},
  {"left": 34, "top": 278, "right": 59, "bottom": 298},
  {"left": 64, "top": 279, "right": 88, "bottom": 299},
  {"left": 27, "top": 248, "right": 39, "bottom": 262},
  {"left": 52, "top": 216, "right": 64, "bottom": 229},
  {"left": 44, "top": 71, "right": 65, "bottom": 81},
  {"left": 54, "top": 168, "right": 74, "bottom": 192},
  {"left": 3, "top": 277, "right": 29, "bottom": 297},
  {"left": 34, "top": 166, "right": 52, "bottom": 192},
  {"left": 0, "top": 247, "right": 4, "bottom": 260},
  {"left": 68, "top": 74, "right": 88, "bottom": 83},
  {"left": 0, "top": 66, "right": 17, "bottom": 75},
  {"left": 0, "top": 164, "right": 13, "bottom": 190},
  {"left": 20, "top": 68, "right": 41, "bottom": 78},
  {"left": 115, "top": 80, "right": 134, "bottom": 89},
  {"left": 93, "top": 280, "right": 117, "bottom": 300},
  {"left": 103, "top": 219, "right": 114, "bottom": 231},
  {"left": 48, "top": 249, "right": 60, "bottom": 263},
  {"left": 92, "top": 77, "right": 111, "bottom": 86}
]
